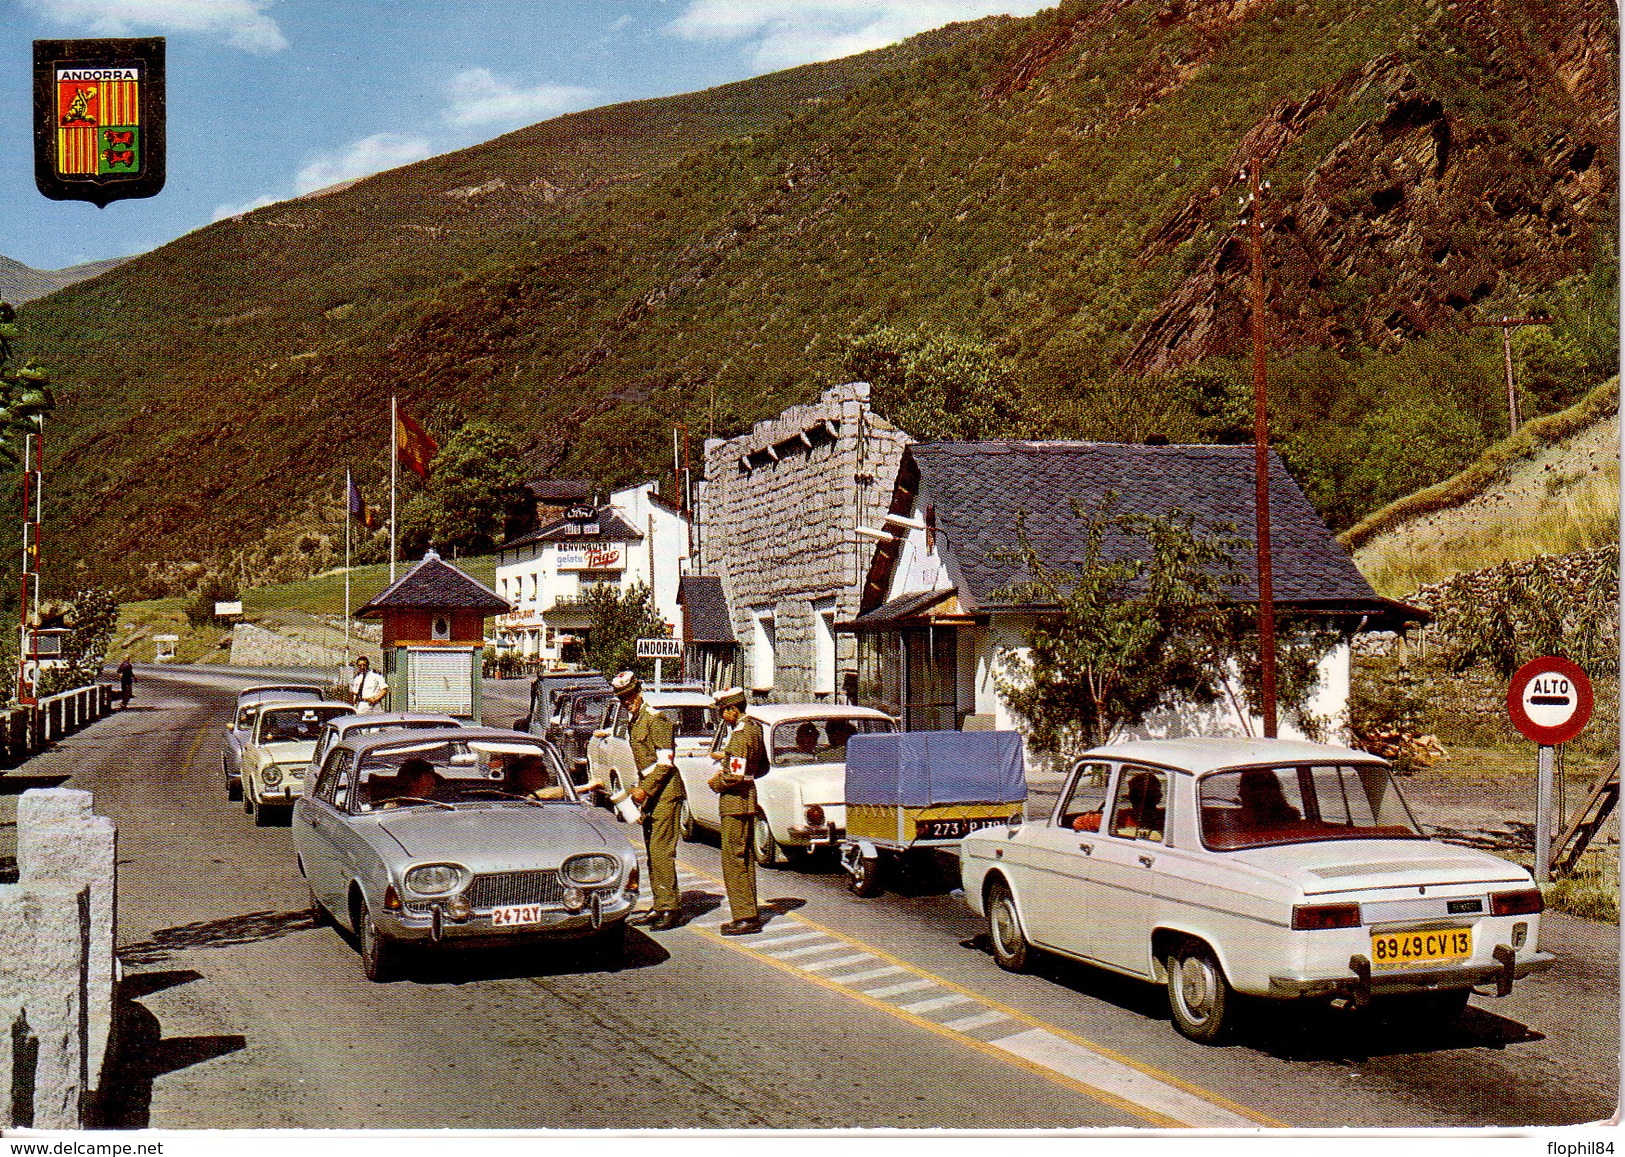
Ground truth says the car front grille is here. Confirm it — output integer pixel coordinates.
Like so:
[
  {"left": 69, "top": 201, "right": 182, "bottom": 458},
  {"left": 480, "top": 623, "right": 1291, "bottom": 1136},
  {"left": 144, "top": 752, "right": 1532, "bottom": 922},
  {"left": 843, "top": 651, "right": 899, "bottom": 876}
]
[{"left": 466, "top": 869, "right": 566, "bottom": 910}]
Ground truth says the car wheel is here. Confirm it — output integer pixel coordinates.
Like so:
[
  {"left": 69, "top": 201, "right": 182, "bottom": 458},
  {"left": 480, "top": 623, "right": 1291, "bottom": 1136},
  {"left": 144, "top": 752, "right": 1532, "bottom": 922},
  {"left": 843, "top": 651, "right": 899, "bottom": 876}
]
[
  {"left": 243, "top": 788, "right": 255, "bottom": 816},
  {"left": 1167, "top": 940, "right": 1233, "bottom": 1044},
  {"left": 356, "top": 897, "right": 398, "bottom": 983},
  {"left": 225, "top": 757, "right": 241, "bottom": 801},
  {"left": 986, "top": 879, "right": 1030, "bottom": 971},
  {"left": 847, "top": 852, "right": 882, "bottom": 897},
  {"left": 677, "top": 800, "right": 695, "bottom": 843},
  {"left": 753, "top": 813, "right": 778, "bottom": 868}
]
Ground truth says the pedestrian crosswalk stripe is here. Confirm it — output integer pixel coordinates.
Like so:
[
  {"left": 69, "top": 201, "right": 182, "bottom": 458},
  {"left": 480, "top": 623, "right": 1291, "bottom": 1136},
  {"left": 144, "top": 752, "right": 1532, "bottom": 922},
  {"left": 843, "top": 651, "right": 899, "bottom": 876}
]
[
  {"left": 827, "top": 965, "right": 905, "bottom": 985},
  {"left": 861, "top": 978, "right": 938, "bottom": 999},
  {"left": 988, "top": 1029, "right": 1259, "bottom": 1130},
  {"left": 939, "top": 1009, "right": 1010, "bottom": 1033},
  {"left": 751, "top": 929, "right": 826, "bottom": 949},
  {"left": 766, "top": 941, "right": 846, "bottom": 960},
  {"left": 898, "top": 992, "right": 975, "bottom": 1015},
  {"left": 800, "top": 953, "right": 875, "bottom": 973}
]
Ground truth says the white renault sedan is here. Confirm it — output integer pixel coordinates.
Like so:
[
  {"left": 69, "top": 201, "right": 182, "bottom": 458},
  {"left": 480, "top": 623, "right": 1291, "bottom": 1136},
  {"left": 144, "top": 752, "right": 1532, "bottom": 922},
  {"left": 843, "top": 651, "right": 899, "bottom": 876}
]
[{"left": 960, "top": 738, "right": 1554, "bottom": 1043}]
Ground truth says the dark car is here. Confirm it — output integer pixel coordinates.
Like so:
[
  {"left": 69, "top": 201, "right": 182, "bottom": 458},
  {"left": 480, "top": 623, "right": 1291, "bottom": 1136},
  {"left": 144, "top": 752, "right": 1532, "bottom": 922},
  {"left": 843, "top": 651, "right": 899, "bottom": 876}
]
[
  {"left": 545, "top": 686, "right": 616, "bottom": 779},
  {"left": 515, "top": 671, "right": 610, "bottom": 736}
]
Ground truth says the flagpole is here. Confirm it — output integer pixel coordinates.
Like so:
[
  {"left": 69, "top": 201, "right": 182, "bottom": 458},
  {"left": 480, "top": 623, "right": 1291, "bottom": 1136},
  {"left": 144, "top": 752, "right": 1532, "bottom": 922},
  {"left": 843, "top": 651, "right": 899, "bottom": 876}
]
[
  {"left": 389, "top": 393, "right": 398, "bottom": 584},
  {"left": 344, "top": 469, "right": 353, "bottom": 670}
]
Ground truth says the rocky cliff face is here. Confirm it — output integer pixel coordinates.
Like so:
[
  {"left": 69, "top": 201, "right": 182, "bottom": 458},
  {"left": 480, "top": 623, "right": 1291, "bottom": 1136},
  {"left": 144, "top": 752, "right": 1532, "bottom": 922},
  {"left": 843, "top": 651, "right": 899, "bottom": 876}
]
[{"left": 1122, "top": 0, "right": 1616, "bottom": 374}]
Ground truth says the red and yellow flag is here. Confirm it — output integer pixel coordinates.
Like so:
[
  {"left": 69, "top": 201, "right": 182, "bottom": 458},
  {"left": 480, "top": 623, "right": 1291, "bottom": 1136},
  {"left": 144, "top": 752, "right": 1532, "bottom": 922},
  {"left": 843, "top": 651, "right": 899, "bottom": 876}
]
[{"left": 396, "top": 408, "right": 438, "bottom": 480}]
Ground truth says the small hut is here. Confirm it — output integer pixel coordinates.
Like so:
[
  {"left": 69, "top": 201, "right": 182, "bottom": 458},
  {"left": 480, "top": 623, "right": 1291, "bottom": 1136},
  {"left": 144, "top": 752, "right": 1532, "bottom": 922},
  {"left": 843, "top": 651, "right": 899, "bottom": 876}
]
[{"left": 356, "top": 550, "right": 511, "bottom": 720}]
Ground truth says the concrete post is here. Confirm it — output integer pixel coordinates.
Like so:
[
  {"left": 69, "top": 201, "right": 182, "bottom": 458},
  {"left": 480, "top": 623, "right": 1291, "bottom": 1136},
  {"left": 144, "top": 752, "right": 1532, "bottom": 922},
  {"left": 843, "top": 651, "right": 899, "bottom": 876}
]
[
  {"left": 0, "top": 883, "right": 89, "bottom": 1129},
  {"left": 18, "top": 790, "right": 114, "bottom": 1087}
]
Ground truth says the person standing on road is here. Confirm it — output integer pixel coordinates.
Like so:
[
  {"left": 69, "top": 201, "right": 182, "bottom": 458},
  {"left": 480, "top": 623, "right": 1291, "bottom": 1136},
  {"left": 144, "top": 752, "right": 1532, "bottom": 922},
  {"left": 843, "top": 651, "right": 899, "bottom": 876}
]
[
  {"left": 350, "top": 655, "right": 386, "bottom": 715},
  {"left": 709, "top": 686, "right": 765, "bottom": 936},
  {"left": 616, "top": 671, "right": 685, "bottom": 931},
  {"left": 116, "top": 656, "right": 135, "bottom": 709}
]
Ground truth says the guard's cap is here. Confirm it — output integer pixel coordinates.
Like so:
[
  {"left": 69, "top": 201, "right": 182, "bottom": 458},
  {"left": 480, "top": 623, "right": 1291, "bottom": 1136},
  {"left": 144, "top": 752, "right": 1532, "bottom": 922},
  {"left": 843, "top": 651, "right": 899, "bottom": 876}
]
[
  {"left": 715, "top": 686, "right": 747, "bottom": 709},
  {"left": 610, "top": 671, "right": 641, "bottom": 699}
]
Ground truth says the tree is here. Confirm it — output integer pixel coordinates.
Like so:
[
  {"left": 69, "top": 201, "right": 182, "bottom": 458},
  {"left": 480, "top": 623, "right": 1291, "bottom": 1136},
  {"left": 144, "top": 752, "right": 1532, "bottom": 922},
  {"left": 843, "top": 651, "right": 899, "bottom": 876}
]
[
  {"left": 398, "top": 422, "right": 531, "bottom": 556},
  {"left": 992, "top": 496, "right": 1248, "bottom": 754},
  {"left": 840, "top": 326, "right": 1022, "bottom": 440},
  {"left": 570, "top": 582, "right": 669, "bottom": 679},
  {"left": 0, "top": 302, "right": 54, "bottom": 464}
]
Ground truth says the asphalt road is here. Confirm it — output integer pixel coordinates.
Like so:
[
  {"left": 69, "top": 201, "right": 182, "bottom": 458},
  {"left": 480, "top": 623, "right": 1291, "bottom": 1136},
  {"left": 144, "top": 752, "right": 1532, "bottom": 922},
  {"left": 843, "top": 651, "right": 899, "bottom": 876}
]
[{"left": 6, "top": 667, "right": 1616, "bottom": 1130}]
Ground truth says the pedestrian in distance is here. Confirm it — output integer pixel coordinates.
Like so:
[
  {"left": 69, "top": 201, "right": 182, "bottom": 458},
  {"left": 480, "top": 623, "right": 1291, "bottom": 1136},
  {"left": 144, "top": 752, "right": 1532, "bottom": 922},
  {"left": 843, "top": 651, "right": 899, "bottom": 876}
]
[
  {"left": 350, "top": 655, "right": 386, "bottom": 715},
  {"left": 708, "top": 686, "right": 765, "bottom": 936},
  {"left": 615, "top": 670, "right": 686, "bottom": 931},
  {"left": 116, "top": 656, "right": 135, "bottom": 710}
]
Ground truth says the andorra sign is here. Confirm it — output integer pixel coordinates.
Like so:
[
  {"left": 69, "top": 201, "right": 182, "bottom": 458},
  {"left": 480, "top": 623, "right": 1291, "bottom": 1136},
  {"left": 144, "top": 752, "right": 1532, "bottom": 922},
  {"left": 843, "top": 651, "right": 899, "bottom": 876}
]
[{"left": 34, "top": 38, "right": 166, "bottom": 207}]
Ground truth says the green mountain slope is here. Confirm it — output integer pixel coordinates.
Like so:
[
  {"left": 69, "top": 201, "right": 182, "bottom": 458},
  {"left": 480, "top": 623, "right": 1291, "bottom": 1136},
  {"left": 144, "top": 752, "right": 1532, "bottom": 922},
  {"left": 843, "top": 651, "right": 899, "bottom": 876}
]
[{"left": 15, "top": 0, "right": 1617, "bottom": 596}]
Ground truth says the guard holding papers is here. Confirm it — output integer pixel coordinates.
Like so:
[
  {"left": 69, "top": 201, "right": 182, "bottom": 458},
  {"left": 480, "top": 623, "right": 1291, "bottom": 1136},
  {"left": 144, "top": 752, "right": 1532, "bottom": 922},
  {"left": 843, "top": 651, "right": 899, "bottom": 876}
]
[{"left": 709, "top": 687, "right": 766, "bottom": 935}]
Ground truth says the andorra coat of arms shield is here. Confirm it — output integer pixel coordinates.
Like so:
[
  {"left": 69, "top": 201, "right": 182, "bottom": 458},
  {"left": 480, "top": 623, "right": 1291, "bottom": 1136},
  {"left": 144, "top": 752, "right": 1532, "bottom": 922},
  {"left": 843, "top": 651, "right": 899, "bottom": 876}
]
[{"left": 34, "top": 37, "right": 166, "bottom": 207}]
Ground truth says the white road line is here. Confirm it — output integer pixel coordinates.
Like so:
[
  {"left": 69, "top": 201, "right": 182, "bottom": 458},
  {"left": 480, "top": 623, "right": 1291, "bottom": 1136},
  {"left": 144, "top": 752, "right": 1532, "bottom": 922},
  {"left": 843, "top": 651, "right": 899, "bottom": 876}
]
[
  {"left": 939, "top": 1010, "right": 1011, "bottom": 1033},
  {"left": 862, "top": 978, "right": 939, "bottom": 999},
  {"left": 800, "top": 953, "right": 875, "bottom": 973},
  {"left": 828, "top": 965, "right": 906, "bottom": 985},
  {"left": 898, "top": 992, "right": 976, "bottom": 1015},
  {"left": 988, "top": 1029, "right": 1258, "bottom": 1129},
  {"left": 766, "top": 941, "right": 846, "bottom": 960},
  {"left": 750, "top": 930, "right": 826, "bottom": 949}
]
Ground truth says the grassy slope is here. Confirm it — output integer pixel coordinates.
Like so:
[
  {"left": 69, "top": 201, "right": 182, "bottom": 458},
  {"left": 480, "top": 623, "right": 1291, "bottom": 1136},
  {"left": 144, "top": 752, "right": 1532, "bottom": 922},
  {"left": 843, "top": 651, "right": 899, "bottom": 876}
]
[
  {"left": 1346, "top": 379, "right": 1619, "bottom": 596},
  {"left": 15, "top": 0, "right": 1615, "bottom": 594}
]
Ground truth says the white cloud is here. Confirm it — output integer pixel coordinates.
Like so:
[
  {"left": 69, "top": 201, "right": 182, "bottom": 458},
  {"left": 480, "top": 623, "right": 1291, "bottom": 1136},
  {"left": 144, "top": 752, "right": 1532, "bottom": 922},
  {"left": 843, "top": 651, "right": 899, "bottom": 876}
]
[
  {"left": 293, "top": 133, "right": 434, "bottom": 195},
  {"left": 667, "top": 0, "right": 1048, "bottom": 71},
  {"left": 23, "top": 0, "right": 288, "bottom": 54},
  {"left": 211, "top": 194, "right": 280, "bottom": 221},
  {"left": 442, "top": 68, "right": 597, "bottom": 129}
]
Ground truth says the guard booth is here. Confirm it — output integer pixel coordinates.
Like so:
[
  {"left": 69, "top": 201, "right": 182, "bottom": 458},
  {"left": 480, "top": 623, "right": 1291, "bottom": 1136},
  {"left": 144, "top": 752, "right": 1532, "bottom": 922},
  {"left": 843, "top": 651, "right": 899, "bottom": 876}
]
[{"left": 356, "top": 550, "right": 511, "bottom": 721}]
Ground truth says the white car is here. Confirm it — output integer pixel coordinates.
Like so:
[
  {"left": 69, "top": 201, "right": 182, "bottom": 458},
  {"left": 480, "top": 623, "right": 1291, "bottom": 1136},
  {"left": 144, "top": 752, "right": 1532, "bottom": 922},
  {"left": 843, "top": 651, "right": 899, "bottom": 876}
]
[
  {"left": 304, "top": 711, "right": 468, "bottom": 794},
  {"left": 241, "top": 701, "right": 356, "bottom": 824},
  {"left": 222, "top": 685, "right": 324, "bottom": 801},
  {"left": 960, "top": 737, "right": 1554, "bottom": 1043},
  {"left": 588, "top": 688, "right": 718, "bottom": 823},
  {"left": 677, "top": 704, "right": 896, "bottom": 866}
]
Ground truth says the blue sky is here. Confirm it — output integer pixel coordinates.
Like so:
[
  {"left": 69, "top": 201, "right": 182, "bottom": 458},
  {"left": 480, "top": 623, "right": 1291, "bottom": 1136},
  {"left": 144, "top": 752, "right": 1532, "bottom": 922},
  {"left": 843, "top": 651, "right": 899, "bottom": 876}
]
[{"left": 5, "top": 0, "right": 1049, "bottom": 271}]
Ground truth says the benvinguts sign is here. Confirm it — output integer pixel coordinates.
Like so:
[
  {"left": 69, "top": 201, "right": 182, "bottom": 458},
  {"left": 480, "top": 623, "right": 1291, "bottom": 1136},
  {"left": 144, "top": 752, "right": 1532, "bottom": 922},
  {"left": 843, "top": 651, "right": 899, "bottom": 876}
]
[{"left": 555, "top": 545, "right": 624, "bottom": 571}]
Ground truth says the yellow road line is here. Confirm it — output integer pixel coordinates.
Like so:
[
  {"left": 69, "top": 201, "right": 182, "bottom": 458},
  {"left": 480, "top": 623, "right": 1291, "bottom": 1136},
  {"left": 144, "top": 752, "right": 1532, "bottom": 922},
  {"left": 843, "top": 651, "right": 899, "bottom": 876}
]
[
  {"left": 678, "top": 859, "right": 1281, "bottom": 1129},
  {"left": 180, "top": 722, "right": 210, "bottom": 776}
]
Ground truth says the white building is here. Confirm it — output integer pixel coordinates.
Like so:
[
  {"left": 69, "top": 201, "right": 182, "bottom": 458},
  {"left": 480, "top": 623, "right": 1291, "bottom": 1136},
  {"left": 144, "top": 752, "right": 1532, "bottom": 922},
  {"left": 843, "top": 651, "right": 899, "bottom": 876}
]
[{"left": 493, "top": 482, "right": 690, "bottom": 665}]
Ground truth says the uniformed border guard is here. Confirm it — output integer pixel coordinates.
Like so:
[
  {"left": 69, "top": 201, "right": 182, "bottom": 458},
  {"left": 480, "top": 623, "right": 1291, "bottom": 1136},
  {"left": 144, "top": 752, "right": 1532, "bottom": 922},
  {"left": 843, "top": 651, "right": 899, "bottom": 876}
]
[
  {"left": 615, "top": 670, "right": 685, "bottom": 931},
  {"left": 709, "top": 686, "right": 765, "bottom": 935}
]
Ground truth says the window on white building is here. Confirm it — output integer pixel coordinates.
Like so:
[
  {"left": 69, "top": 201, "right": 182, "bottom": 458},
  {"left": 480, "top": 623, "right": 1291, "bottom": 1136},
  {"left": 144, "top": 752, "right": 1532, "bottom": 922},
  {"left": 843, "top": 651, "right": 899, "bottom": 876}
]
[
  {"left": 813, "top": 598, "right": 837, "bottom": 696},
  {"left": 529, "top": 572, "right": 540, "bottom": 602},
  {"left": 751, "top": 610, "right": 777, "bottom": 692},
  {"left": 577, "top": 570, "right": 619, "bottom": 596}
]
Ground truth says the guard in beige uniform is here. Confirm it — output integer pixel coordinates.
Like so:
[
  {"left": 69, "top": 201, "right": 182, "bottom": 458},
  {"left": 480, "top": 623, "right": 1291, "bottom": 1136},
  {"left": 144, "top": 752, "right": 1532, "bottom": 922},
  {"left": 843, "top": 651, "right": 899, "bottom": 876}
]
[
  {"left": 709, "top": 687, "right": 765, "bottom": 935},
  {"left": 615, "top": 671, "right": 685, "bottom": 930}
]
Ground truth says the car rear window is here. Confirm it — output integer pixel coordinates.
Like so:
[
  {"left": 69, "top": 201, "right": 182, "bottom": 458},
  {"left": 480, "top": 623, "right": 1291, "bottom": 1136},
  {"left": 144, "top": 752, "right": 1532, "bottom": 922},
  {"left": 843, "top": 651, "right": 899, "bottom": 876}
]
[
  {"left": 771, "top": 717, "right": 896, "bottom": 766},
  {"left": 1199, "top": 764, "right": 1424, "bottom": 850}
]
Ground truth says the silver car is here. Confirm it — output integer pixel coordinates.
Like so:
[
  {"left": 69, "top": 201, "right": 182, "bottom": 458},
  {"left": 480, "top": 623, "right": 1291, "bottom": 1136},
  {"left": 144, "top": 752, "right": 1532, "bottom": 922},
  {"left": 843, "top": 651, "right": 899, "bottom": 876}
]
[
  {"left": 304, "top": 711, "right": 467, "bottom": 793},
  {"left": 223, "top": 684, "right": 324, "bottom": 801},
  {"left": 293, "top": 728, "right": 641, "bottom": 981}
]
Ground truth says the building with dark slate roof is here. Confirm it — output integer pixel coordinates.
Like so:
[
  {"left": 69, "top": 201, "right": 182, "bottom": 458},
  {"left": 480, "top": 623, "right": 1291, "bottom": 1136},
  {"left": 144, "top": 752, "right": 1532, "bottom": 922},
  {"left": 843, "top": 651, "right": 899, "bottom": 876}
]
[{"left": 843, "top": 441, "right": 1422, "bottom": 740}]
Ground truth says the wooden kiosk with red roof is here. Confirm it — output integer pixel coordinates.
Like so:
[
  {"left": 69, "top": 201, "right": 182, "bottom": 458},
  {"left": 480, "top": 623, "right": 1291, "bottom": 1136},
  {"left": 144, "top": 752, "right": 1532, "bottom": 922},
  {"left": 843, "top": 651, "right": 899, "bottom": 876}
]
[{"left": 356, "top": 550, "right": 511, "bottom": 720}]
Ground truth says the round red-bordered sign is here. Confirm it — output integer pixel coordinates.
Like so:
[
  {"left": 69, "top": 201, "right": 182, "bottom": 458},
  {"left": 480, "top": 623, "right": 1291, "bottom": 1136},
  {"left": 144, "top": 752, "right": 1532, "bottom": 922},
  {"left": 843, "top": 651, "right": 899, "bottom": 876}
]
[{"left": 1507, "top": 656, "right": 1593, "bottom": 746}]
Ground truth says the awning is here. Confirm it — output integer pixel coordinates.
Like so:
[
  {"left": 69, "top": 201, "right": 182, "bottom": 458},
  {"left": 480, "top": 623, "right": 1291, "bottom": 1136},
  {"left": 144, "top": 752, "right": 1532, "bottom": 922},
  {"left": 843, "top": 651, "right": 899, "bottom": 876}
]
[{"left": 838, "top": 589, "right": 973, "bottom": 633}]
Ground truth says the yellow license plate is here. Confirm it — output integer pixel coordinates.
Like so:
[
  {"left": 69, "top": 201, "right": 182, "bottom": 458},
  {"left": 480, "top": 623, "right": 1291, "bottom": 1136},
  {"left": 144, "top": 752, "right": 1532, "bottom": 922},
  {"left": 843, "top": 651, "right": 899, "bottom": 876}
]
[{"left": 1371, "top": 927, "right": 1472, "bottom": 968}]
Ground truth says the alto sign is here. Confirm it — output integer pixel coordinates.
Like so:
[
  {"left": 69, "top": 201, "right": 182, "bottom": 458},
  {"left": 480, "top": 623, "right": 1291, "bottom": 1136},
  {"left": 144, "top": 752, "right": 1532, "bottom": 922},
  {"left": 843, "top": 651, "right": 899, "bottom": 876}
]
[{"left": 1507, "top": 655, "right": 1593, "bottom": 747}]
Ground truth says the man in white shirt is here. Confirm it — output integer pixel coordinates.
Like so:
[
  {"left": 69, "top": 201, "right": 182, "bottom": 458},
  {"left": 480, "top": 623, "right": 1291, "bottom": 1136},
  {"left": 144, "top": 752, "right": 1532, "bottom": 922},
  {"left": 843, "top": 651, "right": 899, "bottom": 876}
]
[{"left": 350, "top": 655, "right": 386, "bottom": 714}]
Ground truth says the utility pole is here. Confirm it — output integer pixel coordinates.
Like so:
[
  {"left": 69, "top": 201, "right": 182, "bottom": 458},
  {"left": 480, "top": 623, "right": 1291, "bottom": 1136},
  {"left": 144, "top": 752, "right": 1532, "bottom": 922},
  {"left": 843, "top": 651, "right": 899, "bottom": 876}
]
[
  {"left": 1243, "top": 157, "right": 1278, "bottom": 737},
  {"left": 1468, "top": 315, "right": 1551, "bottom": 435}
]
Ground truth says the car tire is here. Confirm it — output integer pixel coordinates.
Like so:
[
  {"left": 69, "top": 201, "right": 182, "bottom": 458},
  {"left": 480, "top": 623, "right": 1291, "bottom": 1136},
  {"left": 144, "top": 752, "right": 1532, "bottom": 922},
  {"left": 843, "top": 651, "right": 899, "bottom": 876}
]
[
  {"left": 847, "top": 853, "right": 882, "bottom": 898},
  {"left": 1167, "top": 940, "right": 1233, "bottom": 1044},
  {"left": 677, "top": 800, "right": 695, "bottom": 843},
  {"left": 986, "top": 879, "right": 1030, "bottom": 971},
  {"left": 753, "top": 813, "right": 778, "bottom": 868},
  {"left": 243, "top": 788, "right": 255, "bottom": 816},
  {"left": 356, "top": 898, "right": 398, "bottom": 983},
  {"left": 225, "top": 757, "right": 241, "bottom": 801}
]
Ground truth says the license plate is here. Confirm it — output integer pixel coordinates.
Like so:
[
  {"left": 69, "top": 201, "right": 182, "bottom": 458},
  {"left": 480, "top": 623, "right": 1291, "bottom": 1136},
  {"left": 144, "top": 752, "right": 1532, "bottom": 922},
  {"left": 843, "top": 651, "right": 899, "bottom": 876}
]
[
  {"left": 1371, "top": 927, "right": 1472, "bottom": 968},
  {"left": 915, "top": 815, "right": 1011, "bottom": 840},
  {"left": 490, "top": 904, "right": 545, "bottom": 927}
]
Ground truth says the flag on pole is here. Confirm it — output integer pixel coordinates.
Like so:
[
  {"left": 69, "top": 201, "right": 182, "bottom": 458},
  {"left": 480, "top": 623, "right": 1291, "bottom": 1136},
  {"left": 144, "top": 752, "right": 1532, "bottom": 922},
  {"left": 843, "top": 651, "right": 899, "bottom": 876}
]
[
  {"left": 347, "top": 475, "right": 376, "bottom": 529},
  {"left": 395, "top": 407, "right": 438, "bottom": 480}
]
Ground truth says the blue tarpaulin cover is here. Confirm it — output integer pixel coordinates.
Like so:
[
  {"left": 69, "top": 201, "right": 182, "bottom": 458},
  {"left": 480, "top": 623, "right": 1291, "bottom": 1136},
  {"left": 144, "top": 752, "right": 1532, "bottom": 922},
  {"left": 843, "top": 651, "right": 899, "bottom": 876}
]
[{"left": 845, "top": 731, "right": 1027, "bottom": 807}]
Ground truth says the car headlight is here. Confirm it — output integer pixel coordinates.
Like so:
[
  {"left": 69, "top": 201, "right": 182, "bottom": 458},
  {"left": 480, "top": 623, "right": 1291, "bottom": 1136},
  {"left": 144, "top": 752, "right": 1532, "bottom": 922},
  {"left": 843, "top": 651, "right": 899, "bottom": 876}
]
[
  {"left": 262, "top": 766, "right": 282, "bottom": 786},
  {"left": 404, "top": 863, "right": 468, "bottom": 896},
  {"left": 562, "top": 853, "right": 619, "bottom": 886}
]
